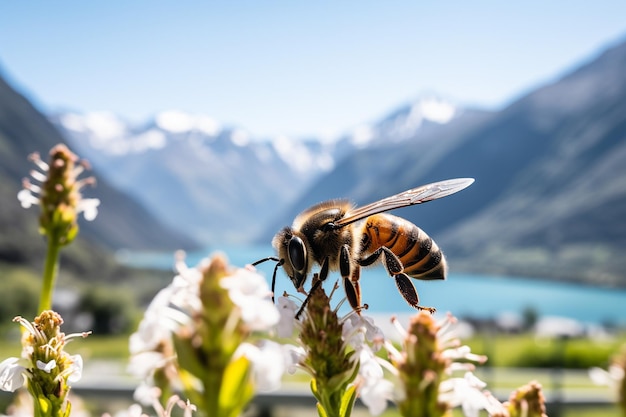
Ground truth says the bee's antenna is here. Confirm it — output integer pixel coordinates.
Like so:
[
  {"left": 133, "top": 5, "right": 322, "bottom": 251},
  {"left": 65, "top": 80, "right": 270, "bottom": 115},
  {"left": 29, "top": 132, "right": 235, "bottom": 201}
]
[
  {"left": 251, "top": 256, "right": 280, "bottom": 266},
  {"left": 295, "top": 276, "right": 320, "bottom": 320},
  {"left": 250, "top": 256, "right": 283, "bottom": 303}
]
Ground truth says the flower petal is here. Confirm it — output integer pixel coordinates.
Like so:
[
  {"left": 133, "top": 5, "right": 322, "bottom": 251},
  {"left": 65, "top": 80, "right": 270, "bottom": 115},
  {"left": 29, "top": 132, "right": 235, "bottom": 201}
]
[
  {"left": 67, "top": 354, "right": 83, "bottom": 383},
  {"left": 79, "top": 198, "right": 100, "bottom": 221},
  {"left": 0, "top": 357, "right": 26, "bottom": 392},
  {"left": 37, "top": 359, "right": 57, "bottom": 373},
  {"left": 276, "top": 296, "right": 298, "bottom": 338}
]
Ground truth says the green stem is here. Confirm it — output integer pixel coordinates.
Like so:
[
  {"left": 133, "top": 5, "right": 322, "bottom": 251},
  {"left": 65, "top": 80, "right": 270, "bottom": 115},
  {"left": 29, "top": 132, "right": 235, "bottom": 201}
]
[
  {"left": 39, "top": 237, "right": 61, "bottom": 312},
  {"left": 316, "top": 384, "right": 348, "bottom": 417},
  {"left": 204, "top": 369, "right": 223, "bottom": 417}
]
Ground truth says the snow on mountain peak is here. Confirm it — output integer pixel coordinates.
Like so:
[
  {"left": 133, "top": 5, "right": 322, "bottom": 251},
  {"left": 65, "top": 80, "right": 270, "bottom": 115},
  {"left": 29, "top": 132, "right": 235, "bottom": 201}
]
[
  {"left": 373, "top": 96, "right": 459, "bottom": 142},
  {"left": 399, "top": 97, "right": 457, "bottom": 133},
  {"left": 60, "top": 111, "right": 127, "bottom": 140},
  {"left": 230, "top": 129, "right": 250, "bottom": 147},
  {"left": 155, "top": 110, "right": 221, "bottom": 136},
  {"left": 350, "top": 125, "right": 375, "bottom": 148},
  {"left": 271, "top": 135, "right": 335, "bottom": 174},
  {"left": 416, "top": 97, "right": 457, "bottom": 123}
]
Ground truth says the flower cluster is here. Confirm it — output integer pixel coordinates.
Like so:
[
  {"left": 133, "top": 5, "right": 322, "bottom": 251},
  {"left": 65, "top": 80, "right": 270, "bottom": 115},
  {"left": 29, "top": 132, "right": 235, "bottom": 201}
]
[
  {"left": 17, "top": 143, "right": 100, "bottom": 312},
  {"left": 275, "top": 278, "right": 501, "bottom": 417},
  {"left": 347, "top": 310, "right": 550, "bottom": 417},
  {"left": 274, "top": 277, "right": 394, "bottom": 417},
  {"left": 353, "top": 311, "right": 500, "bottom": 417},
  {"left": 0, "top": 310, "right": 89, "bottom": 417},
  {"left": 18, "top": 144, "right": 99, "bottom": 246},
  {"left": 296, "top": 280, "right": 360, "bottom": 417},
  {"left": 129, "top": 252, "right": 282, "bottom": 417}
]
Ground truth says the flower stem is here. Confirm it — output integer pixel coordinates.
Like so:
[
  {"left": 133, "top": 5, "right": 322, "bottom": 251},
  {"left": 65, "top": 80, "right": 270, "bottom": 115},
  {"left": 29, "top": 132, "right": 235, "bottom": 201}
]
[
  {"left": 204, "top": 371, "right": 222, "bottom": 417},
  {"left": 39, "top": 237, "right": 61, "bottom": 312}
]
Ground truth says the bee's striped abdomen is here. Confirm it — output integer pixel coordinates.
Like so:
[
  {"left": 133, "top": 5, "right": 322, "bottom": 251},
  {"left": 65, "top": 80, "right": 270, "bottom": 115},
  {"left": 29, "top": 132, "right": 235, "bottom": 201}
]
[{"left": 360, "top": 213, "right": 446, "bottom": 280}]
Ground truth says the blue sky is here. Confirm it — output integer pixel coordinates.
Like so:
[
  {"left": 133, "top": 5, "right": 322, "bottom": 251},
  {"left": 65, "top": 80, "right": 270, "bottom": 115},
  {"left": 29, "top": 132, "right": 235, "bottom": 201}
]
[{"left": 2, "top": 1, "right": 626, "bottom": 139}]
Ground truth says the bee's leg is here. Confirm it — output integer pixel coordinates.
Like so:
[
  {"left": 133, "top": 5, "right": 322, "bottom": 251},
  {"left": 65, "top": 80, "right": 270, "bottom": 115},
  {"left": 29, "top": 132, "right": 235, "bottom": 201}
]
[
  {"left": 344, "top": 267, "right": 362, "bottom": 312},
  {"left": 394, "top": 273, "right": 436, "bottom": 314},
  {"left": 363, "top": 247, "right": 437, "bottom": 314},
  {"left": 359, "top": 246, "right": 404, "bottom": 275},
  {"left": 341, "top": 244, "right": 362, "bottom": 311},
  {"left": 295, "top": 257, "right": 329, "bottom": 319},
  {"left": 271, "top": 259, "right": 284, "bottom": 303}
]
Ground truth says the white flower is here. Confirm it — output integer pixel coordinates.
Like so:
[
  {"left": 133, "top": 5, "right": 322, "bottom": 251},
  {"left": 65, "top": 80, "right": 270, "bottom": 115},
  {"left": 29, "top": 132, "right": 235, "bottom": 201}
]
[
  {"left": 342, "top": 313, "right": 384, "bottom": 351},
  {"left": 439, "top": 372, "right": 504, "bottom": 417},
  {"left": 589, "top": 364, "right": 625, "bottom": 395},
  {"left": 442, "top": 345, "right": 487, "bottom": 374},
  {"left": 77, "top": 198, "right": 100, "bottom": 221},
  {"left": 221, "top": 267, "right": 280, "bottom": 330},
  {"left": 36, "top": 359, "right": 56, "bottom": 373},
  {"left": 0, "top": 357, "right": 26, "bottom": 392},
  {"left": 276, "top": 296, "right": 298, "bottom": 338},
  {"left": 18, "top": 148, "right": 100, "bottom": 221},
  {"left": 130, "top": 286, "right": 182, "bottom": 352},
  {"left": 67, "top": 354, "right": 83, "bottom": 383},
  {"left": 357, "top": 345, "right": 402, "bottom": 416},
  {"left": 358, "top": 346, "right": 384, "bottom": 381},
  {"left": 135, "top": 383, "right": 168, "bottom": 407},
  {"left": 235, "top": 341, "right": 281, "bottom": 392},
  {"left": 168, "top": 257, "right": 203, "bottom": 315},
  {"left": 282, "top": 343, "right": 306, "bottom": 374},
  {"left": 361, "top": 378, "right": 396, "bottom": 416},
  {"left": 235, "top": 340, "right": 306, "bottom": 391},
  {"left": 17, "top": 188, "right": 39, "bottom": 208}
]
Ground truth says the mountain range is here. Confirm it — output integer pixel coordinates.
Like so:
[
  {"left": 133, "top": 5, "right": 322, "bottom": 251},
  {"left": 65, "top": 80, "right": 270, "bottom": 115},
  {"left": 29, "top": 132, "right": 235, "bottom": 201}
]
[
  {"left": 4, "top": 36, "right": 625, "bottom": 288},
  {"left": 50, "top": 96, "right": 470, "bottom": 245}
]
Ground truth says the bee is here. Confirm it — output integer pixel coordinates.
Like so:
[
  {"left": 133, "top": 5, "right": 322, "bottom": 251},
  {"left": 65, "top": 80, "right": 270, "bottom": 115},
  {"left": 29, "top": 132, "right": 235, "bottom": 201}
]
[{"left": 253, "top": 178, "right": 474, "bottom": 315}]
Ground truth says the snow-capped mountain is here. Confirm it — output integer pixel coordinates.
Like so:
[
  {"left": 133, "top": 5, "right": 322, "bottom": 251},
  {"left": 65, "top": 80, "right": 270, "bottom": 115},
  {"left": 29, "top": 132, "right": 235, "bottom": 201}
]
[
  {"left": 50, "top": 96, "right": 464, "bottom": 246},
  {"left": 338, "top": 96, "right": 461, "bottom": 149}
]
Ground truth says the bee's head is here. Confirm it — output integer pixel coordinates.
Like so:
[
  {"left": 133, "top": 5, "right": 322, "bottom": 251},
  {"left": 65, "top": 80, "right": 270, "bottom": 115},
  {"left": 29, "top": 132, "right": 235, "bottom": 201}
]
[{"left": 272, "top": 227, "right": 309, "bottom": 290}]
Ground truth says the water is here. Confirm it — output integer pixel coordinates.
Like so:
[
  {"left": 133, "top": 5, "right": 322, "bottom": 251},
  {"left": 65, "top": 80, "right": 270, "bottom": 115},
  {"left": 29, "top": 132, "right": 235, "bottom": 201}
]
[{"left": 117, "top": 245, "right": 626, "bottom": 326}]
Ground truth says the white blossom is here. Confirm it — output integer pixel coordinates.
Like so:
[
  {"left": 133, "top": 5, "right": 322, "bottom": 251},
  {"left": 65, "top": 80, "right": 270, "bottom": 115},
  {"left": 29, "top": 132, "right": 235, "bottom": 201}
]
[
  {"left": 342, "top": 313, "right": 384, "bottom": 351},
  {"left": 589, "top": 364, "right": 625, "bottom": 401},
  {"left": 235, "top": 341, "right": 283, "bottom": 392},
  {"left": 282, "top": 343, "right": 306, "bottom": 374},
  {"left": 133, "top": 382, "right": 161, "bottom": 407},
  {"left": 361, "top": 378, "right": 396, "bottom": 416},
  {"left": 439, "top": 372, "right": 504, "bottom": 417},
  {"left": 357, "top": 345, "right": 401, "bottom": 416},
  {"left": 36, "top": 359, "right": 57, "bottom": 373},
  {"left": 276, "top": 296, "right": 299, "bottom": 338},
  {"left": 590, "top": 364, "right": 625, "bottom": 386},
  {"left": 0, "top": 357, "right": 26, "bottom": 392},
  {"left": 77, "top": 198, "right": 100, "bottom": 221},
  {"left": 221, "top": 267, "right": 280, "bottom": 330},
  {"left": 67, "top": 354, "right": 83, "bottom": 383},
  {"left": 17, "top": 189, "right": 38, "bottom": 209}
]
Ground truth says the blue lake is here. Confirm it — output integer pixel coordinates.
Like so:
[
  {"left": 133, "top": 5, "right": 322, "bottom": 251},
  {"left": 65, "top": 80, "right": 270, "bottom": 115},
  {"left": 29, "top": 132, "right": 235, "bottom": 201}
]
[{"left": 117, "top": 245, "right": 626, "bottom": 326}]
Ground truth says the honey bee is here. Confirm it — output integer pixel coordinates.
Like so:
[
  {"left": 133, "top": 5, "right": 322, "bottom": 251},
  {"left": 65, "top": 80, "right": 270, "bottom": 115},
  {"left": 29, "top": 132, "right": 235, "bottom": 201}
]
[{"left": 253, "top": 178, "right": 474, "bottom": 315}]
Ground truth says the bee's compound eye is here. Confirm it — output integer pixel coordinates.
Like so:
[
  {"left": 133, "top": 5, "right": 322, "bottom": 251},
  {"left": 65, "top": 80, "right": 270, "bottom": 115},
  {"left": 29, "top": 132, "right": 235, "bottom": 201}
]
[{"left": 288, "top": 236, "right": 306, "bottom": 272}]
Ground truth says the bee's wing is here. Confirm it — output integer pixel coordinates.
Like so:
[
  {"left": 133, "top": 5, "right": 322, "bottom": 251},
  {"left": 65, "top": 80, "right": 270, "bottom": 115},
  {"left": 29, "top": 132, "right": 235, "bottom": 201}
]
[{"left": 335, "top": 178, "right": 474, "bottom": 227}]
